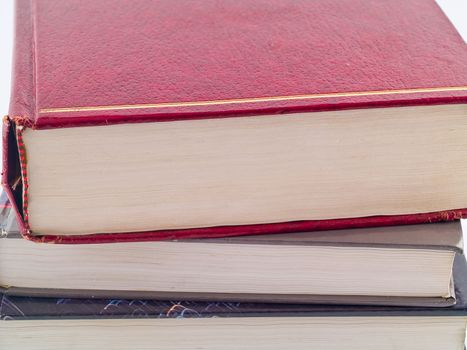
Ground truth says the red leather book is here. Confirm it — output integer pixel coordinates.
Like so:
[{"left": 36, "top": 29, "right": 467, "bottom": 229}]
[{"left": 4, "top": 0, "right": 467, "bottom": 243}]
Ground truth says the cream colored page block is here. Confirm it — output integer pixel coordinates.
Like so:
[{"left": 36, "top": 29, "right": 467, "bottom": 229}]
[
  {"left": 23, "top": 104, "right": 467, "bottom": 234},
  {"left": 1, "top": 317, "right": 465, "bottom": 350},
  {"left": 0, "top": 239, "right": 454, "bottom": 296}
]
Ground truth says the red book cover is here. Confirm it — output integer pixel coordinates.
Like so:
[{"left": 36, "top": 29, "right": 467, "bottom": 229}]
[{"left": 3, "top": 0, "right": 467, "bottom": 243}]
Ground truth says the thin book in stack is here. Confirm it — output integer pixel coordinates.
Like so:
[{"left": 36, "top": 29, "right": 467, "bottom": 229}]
[
  {"left": 1, "top": 0, "right": 467, "bottom": 349},
  {"left": 2, "top": 268, "right": 467, "bottom": 350}
]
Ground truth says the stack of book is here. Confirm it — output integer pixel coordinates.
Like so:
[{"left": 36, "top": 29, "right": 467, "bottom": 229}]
[{"left": 1, "top": 0, "right": 467, "bottom": 349}]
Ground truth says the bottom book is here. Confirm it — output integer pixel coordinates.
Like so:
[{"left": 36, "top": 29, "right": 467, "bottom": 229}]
[{"left": 1, "top": 255, "right": 467, "bottom": 350}]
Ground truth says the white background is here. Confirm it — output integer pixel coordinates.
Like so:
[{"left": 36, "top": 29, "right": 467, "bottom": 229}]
[
  {"left": 0, "top": 0, "right": 13, "bottom": 113},
  {"left": 0, "top": 0, "right": 465, "bottom": 231}
]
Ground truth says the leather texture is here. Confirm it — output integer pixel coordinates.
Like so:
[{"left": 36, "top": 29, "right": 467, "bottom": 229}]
[
  {"left": 9, "top": 0, "right": 467, "bottom": 129},
  {"left": 5, "top": 0, "right": 467, "bottom": 243}
]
